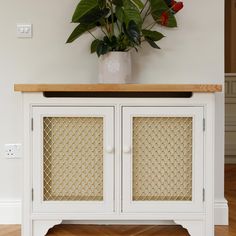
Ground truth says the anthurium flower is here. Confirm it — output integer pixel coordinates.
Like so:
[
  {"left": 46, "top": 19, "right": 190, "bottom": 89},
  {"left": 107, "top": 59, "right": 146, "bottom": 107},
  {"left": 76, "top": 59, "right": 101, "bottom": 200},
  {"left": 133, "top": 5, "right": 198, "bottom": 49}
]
[
  {"left": 161, "top": 12, "right": 169, "bottom": 26},
  {"left": 171, "top": 1, "right": 184, "bottom": 13}
]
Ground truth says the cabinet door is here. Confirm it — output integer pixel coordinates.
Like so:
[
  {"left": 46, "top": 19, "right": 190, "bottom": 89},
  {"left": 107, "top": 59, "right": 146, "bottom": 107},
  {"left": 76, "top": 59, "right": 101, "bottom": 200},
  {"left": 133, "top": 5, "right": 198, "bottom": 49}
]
[
  {"left": 122, "top": 107, "right": 204, "bottom": 213},
  {"left": 32, "top": 106, "right": 114, "bottom": 213}
]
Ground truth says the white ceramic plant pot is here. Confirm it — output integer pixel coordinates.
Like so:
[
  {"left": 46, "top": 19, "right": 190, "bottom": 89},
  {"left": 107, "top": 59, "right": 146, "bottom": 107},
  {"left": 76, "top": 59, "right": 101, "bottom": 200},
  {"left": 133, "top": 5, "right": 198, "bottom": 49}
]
[{"left": 98, "top": 51, "right": 132, "bottom": 84}]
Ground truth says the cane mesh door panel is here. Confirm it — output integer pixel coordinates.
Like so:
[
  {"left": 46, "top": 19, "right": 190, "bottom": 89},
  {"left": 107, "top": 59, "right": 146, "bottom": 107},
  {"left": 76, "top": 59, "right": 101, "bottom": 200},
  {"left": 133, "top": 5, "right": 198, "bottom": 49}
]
[
  {"left": 43, "top": 117, "right": 103, "bottom": 201},
  {"left": 132, "top": 117, "right": 193, "bottom": 201}
]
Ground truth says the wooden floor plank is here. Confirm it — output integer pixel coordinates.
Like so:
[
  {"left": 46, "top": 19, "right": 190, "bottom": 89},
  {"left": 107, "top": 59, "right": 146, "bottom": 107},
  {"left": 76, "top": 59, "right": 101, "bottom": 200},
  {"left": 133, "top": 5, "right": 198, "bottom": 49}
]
[
  {"left": 0, "top": 225, "right": 20, "bottom": 236},
  {"left": 0, "top": 164, "right": 235, "bottom": 236},
  {"left": 47, "top": 225, "right": 189, "bottom": 236}
]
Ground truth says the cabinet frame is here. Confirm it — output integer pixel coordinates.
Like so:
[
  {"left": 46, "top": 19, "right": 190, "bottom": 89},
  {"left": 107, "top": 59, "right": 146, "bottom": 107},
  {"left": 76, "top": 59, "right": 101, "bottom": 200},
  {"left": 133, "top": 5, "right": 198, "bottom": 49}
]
[{"left": 21, "top": 93, "right": 215, "bottom": 236}]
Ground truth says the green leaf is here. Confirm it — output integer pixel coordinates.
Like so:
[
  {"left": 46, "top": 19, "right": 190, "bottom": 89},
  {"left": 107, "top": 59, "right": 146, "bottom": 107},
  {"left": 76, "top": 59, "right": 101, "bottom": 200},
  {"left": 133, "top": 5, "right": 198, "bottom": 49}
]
[
  {"left": 107, "top": 36, "right": 118, "bottom": 50},
  {"left": 110, "top": 36, "right": 118, "bottom": 48},
  {"left": 124, "top": 20, "right": 141, "bottom": 45},
  {"left": 164, "top": 13, "right": 177, "bottom": 27},
  {"left": 72, "top": 0, "right": 99, "bottom": 23},
  {"left": 142, "top": 29, "right": 165, "bottom": 41},
  {"left": 101, "top": 36, "right": 118, "bottom": 51},
  {"left": 116, "top": 1, "right": 142, "bottom": 27},
  {"left": 91, "top": 39, "right": 100, "bottom": 53},
  {"left": 115, "top": 6, "right": 125, "bottom": 22},
  {"left": 112, "top": 0, "right": 123, "bottom": 6},
  {"left": 66, "top": 23, "right": 96, "bottom": 43},
  {"left": 130, "top": 0, "right": 144, "bottom": 9},
  {"left": 96, "top": 41, "right": 109, "bottom": 57},
  {"left": 124, "top": 8, "right": 142, "bottom": 26},
  {"left": 123, "top": 0, "right": 137, "bottom": 9},
  {"left": 103, "top": 36, "right": 110, "bottom": 44},
  {"left": 145, "top": 37, "right": 161, "bottom": 49},
  {"left": 117, "top": 32, "right": 130, "bottom": 51},
  {"left": 149, "top": 0, "right": 177, "bottom": 27},
  {"left": 123, "top": 0, "right": 142, "bottom": 26},
  {"left": 79, "top": 7, "right": 110, "bottom": 24},
  {"left": 98, "top": 0, "right": 106, "bottom": 8}
]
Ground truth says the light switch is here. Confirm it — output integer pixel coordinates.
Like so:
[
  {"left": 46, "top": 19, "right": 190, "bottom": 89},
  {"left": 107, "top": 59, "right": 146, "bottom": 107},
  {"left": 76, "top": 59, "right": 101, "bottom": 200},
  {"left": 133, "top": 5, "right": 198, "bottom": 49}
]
[{"left": 17, "top": 24, "right": 32, "bottom": 38}]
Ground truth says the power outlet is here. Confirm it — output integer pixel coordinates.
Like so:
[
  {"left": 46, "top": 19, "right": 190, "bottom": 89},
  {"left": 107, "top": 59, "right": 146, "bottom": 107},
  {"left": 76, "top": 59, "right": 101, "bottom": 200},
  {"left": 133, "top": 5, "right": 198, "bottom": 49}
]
[{"left": 5, "top": 144, "right": 22, "bottom": 159}]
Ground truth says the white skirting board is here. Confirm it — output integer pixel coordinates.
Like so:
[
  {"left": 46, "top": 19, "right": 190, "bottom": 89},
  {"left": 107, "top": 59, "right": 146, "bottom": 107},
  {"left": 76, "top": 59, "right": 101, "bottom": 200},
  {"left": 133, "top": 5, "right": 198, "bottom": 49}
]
[
  {"left": 214, "top": 199, "right": 229, "bottom": 225},
  {"left": 0, "top": 200, "right": 21, "bottom": 224},
  {"left": 0, "top": 200, "right": 228, "bottom": 225}
]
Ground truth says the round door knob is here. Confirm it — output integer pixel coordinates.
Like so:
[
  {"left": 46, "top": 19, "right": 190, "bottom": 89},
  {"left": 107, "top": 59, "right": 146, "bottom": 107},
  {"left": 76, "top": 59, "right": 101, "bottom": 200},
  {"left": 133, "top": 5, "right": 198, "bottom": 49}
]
[
  {"left": 123, "top": 146, "right": 131, "bottom": 153},
  {"left": 106, "top": 146, "right": 114, "bottom": 153}
]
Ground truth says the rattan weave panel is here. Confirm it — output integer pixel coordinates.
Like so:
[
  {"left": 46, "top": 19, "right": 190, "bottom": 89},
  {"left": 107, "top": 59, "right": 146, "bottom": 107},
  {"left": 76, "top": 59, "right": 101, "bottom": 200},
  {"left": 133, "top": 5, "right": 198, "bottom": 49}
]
[
  {"left": 132, "top": 117, "right": 192, "bottom": 201},
  {"left": 43, "top": 117, "right": 103, "bottom": 201}
]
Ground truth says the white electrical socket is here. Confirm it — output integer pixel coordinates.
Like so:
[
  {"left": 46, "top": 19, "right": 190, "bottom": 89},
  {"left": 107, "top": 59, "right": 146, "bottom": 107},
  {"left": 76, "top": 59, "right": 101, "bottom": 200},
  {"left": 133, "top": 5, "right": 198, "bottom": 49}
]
[{"left": 5, "top": 144, "right": 22, "bottom": 159}]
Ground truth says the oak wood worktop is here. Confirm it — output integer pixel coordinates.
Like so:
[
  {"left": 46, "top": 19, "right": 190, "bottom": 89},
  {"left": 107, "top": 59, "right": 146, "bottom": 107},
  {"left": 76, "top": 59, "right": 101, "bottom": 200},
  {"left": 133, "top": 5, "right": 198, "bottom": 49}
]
[{"left": 14, "top": 84, "right": 222, "bottom": 93}]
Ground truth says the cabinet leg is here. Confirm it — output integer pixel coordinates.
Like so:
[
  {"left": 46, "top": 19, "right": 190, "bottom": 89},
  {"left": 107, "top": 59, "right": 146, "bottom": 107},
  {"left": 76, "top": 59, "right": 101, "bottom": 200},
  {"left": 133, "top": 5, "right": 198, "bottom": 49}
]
[
  {"left": 33, "top": 220, "right": 62, "bottom": 236},
  {"left": 174, "top": 220, "right": 206, "bottom": 236}
]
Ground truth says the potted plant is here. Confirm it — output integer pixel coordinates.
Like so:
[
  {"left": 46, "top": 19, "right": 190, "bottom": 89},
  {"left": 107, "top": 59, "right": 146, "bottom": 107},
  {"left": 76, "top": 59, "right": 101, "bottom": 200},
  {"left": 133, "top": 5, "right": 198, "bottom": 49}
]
[{"left": 67, "top": 0, "right": 183, "bottom": 83}]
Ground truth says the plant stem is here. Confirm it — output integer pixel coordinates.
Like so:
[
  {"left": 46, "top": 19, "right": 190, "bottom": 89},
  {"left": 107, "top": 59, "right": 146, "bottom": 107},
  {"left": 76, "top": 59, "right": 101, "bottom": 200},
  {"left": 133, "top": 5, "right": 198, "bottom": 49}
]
[
  {"left": 108, "top": 0, "right": 115, "bottom": 36},
  {"left": 104, "top": 0, "right": 112, "bottom": 38},
  {"left": 140, "top": 0, "right": 148, "bottom": 14},
  {"left": 105, "top": 18, "right": 111, "bottom": 38},
  {"left": 143, "top": 6, "right": 151, "bottom": 23},
  {"left": 101, "top": 27, "right": 108, "bottom": 36},
  {"left": 144, "top": 21, "right": 157, "bottom": 29},
  {"left": 116, "top": 22, "right": 121, "bottom": 34},
  {"left": 101, "top": 17, "right": 110, "bottom": 37},
  {"left": 88, "top": 31, "right": 97, "bottom": 39}
]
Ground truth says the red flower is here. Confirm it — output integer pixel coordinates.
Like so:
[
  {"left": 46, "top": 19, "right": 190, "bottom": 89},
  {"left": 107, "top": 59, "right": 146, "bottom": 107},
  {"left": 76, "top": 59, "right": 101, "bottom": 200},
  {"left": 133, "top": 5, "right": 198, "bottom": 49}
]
[
  {"left": 172, "top": 2, "right": 184, "bottom": 13},
  {"left": 161, "top": 12, "right": 169, "bottom": 26}
]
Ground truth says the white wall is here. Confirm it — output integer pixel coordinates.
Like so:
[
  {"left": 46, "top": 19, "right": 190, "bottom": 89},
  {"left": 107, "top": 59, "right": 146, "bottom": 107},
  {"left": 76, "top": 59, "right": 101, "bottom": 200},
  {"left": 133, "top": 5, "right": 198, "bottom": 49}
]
[{"left": 0, "top": 0, "right": 226, "bottom": 224}]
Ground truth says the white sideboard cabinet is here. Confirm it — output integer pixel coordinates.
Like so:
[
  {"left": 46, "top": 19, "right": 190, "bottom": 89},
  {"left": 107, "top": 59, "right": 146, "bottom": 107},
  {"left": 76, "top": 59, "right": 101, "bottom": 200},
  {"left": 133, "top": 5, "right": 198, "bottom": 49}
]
[{"left": 15, "top": 84, "right": 222, "bottom": 236}]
